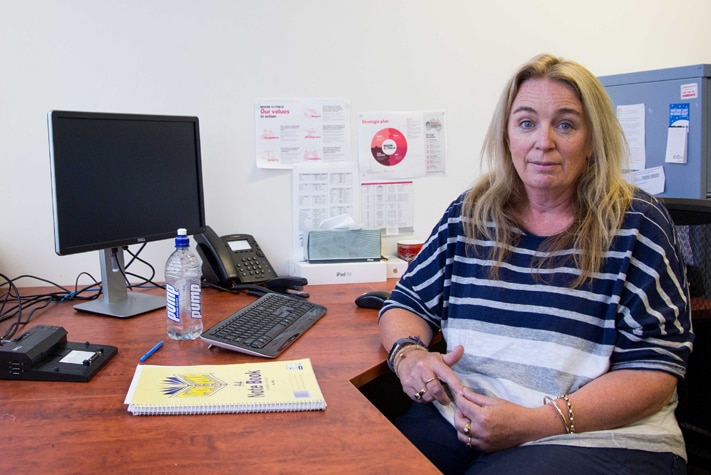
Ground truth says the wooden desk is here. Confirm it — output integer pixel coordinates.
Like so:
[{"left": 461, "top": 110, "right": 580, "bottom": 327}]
[{"left": 1, "top": 282, "right": 440, "bottom": 474}]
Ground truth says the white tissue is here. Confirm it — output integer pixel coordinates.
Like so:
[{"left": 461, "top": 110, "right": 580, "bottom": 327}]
[{"left": 318, "top": 214, "right": 360, "bottom": 230}]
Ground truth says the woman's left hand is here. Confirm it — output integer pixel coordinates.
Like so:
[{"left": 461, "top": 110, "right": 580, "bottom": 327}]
[{"left": 453, "top": 387, "right": 556, "bottom": 453}]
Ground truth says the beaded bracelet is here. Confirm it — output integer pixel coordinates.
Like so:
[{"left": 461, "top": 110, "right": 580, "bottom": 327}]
[{"left": 560, "top": 394, "right": 576, "bottom": 434}]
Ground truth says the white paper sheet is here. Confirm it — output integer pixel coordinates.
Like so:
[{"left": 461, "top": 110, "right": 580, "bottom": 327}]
[
  {"left": 664, "top": 127, "right": 688, "bottom": 164},
  {"left": 291, "top": 161, "right": 358, "bottom": 259},
  {"left": 360, "top": 181, "right": 414, "bottom": 235},
  {"left": 255, "top": 99, "right": 350, "bottom": 169},
  {"left": 616, "top": 104, "right": 646, "bottom": 170},
  {"left": 625, "top": 165, "right": 665, "bottom": 195}
]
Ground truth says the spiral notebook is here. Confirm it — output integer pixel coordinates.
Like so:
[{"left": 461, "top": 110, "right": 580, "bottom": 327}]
[{"left": 124, "top": 358, "right": 326, "bottom": 415}]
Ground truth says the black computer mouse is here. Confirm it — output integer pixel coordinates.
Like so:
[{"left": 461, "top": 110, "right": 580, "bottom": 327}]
[{"left": 354, "top": 290, "right": 390, "bottom": 310}]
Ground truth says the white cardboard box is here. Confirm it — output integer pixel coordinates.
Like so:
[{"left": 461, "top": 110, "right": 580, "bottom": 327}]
[
  {"left": 385, "top": 255, "right": 408, "bottom": 279},
  {"left": 290, "top": 260, "right": 386, "bottom": 285}
]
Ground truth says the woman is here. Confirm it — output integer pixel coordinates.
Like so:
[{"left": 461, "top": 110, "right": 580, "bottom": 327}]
[{"left": 379, "top": 54, "right": 694, "bottom": 474}]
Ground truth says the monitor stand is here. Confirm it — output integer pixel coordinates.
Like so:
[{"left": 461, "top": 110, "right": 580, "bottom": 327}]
[{"left": 74, "top": 248, "right": 165, "bottom": 318}]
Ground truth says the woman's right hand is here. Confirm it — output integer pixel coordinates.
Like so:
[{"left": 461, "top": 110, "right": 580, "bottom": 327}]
[{"left": 397, "top": 344, "right": 465, "bottom": 405}]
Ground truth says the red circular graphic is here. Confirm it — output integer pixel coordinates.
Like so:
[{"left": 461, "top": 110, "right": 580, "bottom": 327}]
[{"left": 370, "top": 128, "right": 408, "bottom": 166}]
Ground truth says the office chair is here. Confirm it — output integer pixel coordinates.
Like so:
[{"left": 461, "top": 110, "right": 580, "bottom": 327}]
[{"left": 659, "top": 197, "right": 711, "bottom": 470}]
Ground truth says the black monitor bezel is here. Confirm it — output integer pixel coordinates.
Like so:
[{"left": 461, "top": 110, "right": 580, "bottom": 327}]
[{"left": 48, "top": 110, "right": 207, "bottom": 256}]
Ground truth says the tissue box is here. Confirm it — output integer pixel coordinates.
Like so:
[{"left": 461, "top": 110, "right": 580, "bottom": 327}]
[
  {"left": 290, "top": 260, "right": 386, "bottom": 285},
  {"left": 306, "top": 229, "right": 381, "bottom": 263}
]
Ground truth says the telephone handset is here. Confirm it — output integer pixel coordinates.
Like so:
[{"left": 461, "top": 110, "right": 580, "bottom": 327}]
[{"left": 194, "top": 226, "right": 278, "bottom": 286}]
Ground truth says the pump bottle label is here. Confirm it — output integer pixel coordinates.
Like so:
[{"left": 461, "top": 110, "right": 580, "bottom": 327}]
[
  {"left": 166, "top": 283, "right": 180, "bottom": 323},
  {"left": 189, "top": 283, "right": 202, "bottom": 319}
]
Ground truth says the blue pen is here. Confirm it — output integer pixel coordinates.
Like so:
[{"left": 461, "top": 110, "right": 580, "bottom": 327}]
[{"left": 139, "top": 341, "right": 164, "bottom": 363}]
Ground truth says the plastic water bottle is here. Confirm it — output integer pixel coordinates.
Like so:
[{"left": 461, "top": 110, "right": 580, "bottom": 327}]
[{"left": 165, "top": 228, "right": 203, "bottom": 340}]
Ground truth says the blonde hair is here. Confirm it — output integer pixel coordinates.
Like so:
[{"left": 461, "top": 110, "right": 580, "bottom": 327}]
[{"left": 463, "top": 53, "right": 635, "bottom": 287}]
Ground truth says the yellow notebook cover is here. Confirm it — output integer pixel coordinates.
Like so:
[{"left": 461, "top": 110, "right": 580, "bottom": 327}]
[{"left": 124, "top": 358, "right": 326, "bottom": 415}]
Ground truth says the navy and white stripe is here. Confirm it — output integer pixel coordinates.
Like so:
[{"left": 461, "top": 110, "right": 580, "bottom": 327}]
[{"left": 381, "top": 189, "right": 693, "bottom": 456}]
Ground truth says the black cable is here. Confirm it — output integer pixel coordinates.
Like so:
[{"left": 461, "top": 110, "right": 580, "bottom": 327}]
[
  {"left": 112, "top": 247, "right": 134, "bottom": 292},
  {"left": 201, "top": 280, "right": 273, "bottom": 298},
  {"left": 0, "top": 273, "right": 73, "bottom": 341},
  {"left": 0, "top": 272, "right": 22, "bottom": 340},
  {"left": 124, "top": 244, "right": 163, "bottom": 290},
  {"left": 0, "top": 262, "right": 145, "bottom": 340},
  {"left": 1, "top": 294, "right": 54, "bottom": 342},
  {"left": 71, "top": 272, "right": 102, "bottom": 300},
  {"left": 0, "top": 244, "right": 199, "bottom": 340},
  {"left": 123, "top": 243, "right": 146, "bottom": 272}
]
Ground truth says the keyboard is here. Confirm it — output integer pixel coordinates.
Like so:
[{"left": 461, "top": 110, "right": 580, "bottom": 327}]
[{"left": 201, "top": 292, "right": 327, "bottom": 358}]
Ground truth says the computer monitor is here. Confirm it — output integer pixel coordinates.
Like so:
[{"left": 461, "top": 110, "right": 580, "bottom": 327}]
[{"left": 48, "top": 110, "right": 206, "bottom": 318}]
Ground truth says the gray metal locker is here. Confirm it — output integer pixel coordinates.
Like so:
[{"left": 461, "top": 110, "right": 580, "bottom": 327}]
[{"left": 599, "top": 65, "right": 711, "bottom": 198}]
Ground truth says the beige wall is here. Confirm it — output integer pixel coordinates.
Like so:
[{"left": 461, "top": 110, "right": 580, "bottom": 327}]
[{"left": 2, "top": 0, "right": 710, "bottom": 284}]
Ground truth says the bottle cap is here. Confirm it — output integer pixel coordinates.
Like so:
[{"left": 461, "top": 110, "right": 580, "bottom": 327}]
[{"left": 175, "top": 228, "right": 189, "bottom": 248}]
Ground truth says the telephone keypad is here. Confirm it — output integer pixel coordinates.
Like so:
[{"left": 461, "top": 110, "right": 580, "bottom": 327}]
[{"left": 236, "top": 256, "right": 270, "bottom": 280}]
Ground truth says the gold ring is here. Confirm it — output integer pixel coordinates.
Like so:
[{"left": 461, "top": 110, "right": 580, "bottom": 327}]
[
  {"left": 424, "top": 377, "right": 436, "bottom": 385},
  {"left": 466, "top": 435, "right": 471, "bottom": 448},
  {"left": 414, "top": 388, "right": 427, "bottom": 400},
  {"left": 463, "top": 421, "right": 471, "bottom": 436}
]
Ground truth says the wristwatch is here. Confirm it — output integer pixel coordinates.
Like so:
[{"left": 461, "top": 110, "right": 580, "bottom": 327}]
[{"left": 387, "top": 336, "right": 426, "bottom": 372}]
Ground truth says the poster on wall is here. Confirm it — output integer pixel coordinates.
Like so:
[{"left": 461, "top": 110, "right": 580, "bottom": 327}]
[
  {"left": 357, "top": 111, "right": 446, "bottom": 180},
  {"left": 291, "top": 161, "right": 358, "bottom": 260},
  {"left": 255, "top": 99, "right": 350, "bottom": 169},
  {"left": 360, "top": 180, "right": 414, "bottom": 235},
  {"left": 423, "top": 111, "right": 447, "bottom": 176},
  {"left": 616, "top": 103, "right": 646, "bottom": 170}
]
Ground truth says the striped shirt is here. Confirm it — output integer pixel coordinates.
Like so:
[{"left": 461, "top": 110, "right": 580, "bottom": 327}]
[{"left": 381, "top": 190, "right": 694, "bottom": 457}]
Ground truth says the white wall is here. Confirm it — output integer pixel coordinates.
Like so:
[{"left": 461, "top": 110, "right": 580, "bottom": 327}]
[{"left": 2, "top": 0, "right": 711, "bottom": 286}]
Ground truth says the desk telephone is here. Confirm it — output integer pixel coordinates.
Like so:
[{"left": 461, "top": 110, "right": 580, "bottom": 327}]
[{"left": 195, "top": 226, "right": 278, "bottom": 286}]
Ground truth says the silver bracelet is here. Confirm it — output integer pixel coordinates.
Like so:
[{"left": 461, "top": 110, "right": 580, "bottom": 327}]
[{"left": 544, "top": 396, "right": 570, "bottom": 434}]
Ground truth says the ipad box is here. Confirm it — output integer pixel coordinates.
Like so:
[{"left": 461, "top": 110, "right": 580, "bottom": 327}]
[
  {"left": 290, "top": 260, "right": 386, "bottom": 285},
  {"left": 384, "top": 255, "right": 408, "bottom": 279}
]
